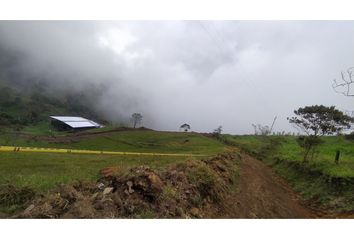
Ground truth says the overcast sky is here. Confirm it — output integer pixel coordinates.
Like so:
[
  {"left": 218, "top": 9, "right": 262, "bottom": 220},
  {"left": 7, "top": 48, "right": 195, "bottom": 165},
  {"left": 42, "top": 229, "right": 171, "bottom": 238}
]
[{"left": 0, "top": 21, "right": 353, "bottom": 134}]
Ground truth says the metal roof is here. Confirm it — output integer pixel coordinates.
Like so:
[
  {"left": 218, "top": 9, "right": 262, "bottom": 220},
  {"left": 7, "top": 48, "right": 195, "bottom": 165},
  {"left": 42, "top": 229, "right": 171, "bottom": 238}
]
[{"left": 50, "top": 116, "right": 101, "bottom": 129}]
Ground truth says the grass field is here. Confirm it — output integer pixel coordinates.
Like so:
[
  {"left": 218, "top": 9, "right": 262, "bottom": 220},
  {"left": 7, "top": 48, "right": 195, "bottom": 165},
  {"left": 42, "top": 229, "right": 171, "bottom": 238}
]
[
  {"left": 225, "top": 135, "right": 354, "bottom": 178},
  {"left": 0, "top": 129, "right": 225, "bottom": 192},
  {"left": 0, "top": 152, "right": 192, "bottom": 192},
  {"left": 0, "top": 129, "right": 226, "bottom": 155}
]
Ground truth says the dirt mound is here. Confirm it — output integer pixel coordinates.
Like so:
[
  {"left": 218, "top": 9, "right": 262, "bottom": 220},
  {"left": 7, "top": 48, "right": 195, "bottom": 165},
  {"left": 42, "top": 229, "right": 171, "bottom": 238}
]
[{"left": 15, "top": 152, "right": 240, "bottom": 218}]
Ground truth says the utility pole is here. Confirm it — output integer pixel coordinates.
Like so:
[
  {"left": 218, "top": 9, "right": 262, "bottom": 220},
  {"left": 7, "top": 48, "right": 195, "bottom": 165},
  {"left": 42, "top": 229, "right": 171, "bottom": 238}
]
[{"left": 270, "top": 116, "right": 277, "bottom": 133}]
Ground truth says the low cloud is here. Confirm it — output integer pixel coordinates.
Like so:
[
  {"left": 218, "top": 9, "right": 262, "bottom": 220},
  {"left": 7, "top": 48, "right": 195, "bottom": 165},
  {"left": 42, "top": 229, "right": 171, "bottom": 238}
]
[{"left": 0, "top": 21, "right": 353, "bottom": 133}]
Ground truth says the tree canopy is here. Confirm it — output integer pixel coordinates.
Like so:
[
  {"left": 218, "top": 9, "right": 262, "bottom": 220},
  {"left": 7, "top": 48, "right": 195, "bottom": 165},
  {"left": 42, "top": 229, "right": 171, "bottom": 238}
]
[
  {"left": 213, "top": 125, "right": 223, "bottom": 136},
  {"left": 180, "top": 123, "right": 191, "bottom": 132},
  {"left": 288, "top": 105, "right": 353, "bottom": 136}
]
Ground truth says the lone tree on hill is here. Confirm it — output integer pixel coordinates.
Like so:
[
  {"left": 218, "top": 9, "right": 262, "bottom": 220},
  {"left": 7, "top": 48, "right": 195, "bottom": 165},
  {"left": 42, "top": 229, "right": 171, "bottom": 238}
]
[
  {"left": 288, "top": 105, "right": 353, "bottom": 162},
  {"left": 180, "top": 123, "right": 191, "bottom": 132},
  {"left": 131, "top": 113, "right": 143, "bottom": 128},
  {"left": 212, "top": 125, "right": 223, "bottom": 138}
]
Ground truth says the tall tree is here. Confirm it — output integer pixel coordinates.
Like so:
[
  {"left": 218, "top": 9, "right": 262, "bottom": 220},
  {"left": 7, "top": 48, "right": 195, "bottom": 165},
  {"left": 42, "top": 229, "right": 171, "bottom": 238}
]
[
  {"left": 131, "top": 113, "right": 143, "bottom": 128},
  {"left": 212, "top": 125, "right": 223, "bottom": 137},
  {"left": 288, "top": 105, "right": 353, "bottom": 162},
  {"left": 288, "top": 105, "right": 353, "bottom": 136}
]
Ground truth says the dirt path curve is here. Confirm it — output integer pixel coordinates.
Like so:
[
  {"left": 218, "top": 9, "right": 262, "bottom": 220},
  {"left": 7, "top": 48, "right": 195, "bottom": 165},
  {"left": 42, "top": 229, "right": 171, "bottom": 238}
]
[{"left": 213, "top": 154, "right": 318, "bottom": 218}]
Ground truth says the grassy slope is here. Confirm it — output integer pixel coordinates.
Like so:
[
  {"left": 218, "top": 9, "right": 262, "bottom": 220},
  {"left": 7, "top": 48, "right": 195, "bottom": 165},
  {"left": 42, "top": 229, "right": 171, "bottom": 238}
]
[
  {"left": 226, "top": 135, "right": 354, "bottom": 177},
  {"left": 276, "top": 136, "right": 354, "bottom": 177},
  {"left": 0, "top": 129, "right": 225, "bottom": 192},
  {"left": 1, "top": 129, "right": 226, "bottom": 155},
  {"left": 0, "top": 79, "right": 103, "bottom": 137},
  {"left": 225, "top": 135, "right": 354, "bottom": 212},
  {"left": 20, "top": 121, "right": 62, "bottom": 136},
  {"left": 55, "top": 131, "right": 224, "bottom": 154}
]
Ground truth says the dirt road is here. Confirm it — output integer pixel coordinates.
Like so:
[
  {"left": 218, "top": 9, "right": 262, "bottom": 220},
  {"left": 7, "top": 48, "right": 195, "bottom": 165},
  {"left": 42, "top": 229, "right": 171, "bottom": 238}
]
[{"left": 213, "top": 154, "right": 317, "bottom": 218}]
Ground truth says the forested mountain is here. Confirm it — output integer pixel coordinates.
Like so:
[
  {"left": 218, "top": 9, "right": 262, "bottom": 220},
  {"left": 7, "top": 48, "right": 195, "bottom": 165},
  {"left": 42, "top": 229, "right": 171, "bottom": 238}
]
[{"left": 0, "top": 77, "right": 104, "bottom": 129}]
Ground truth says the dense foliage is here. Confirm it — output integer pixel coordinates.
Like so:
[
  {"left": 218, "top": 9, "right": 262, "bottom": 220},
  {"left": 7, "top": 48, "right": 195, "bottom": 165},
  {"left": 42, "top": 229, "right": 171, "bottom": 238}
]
[
  {"left": 0, "top": 82, "right": 101, "bottom": 129},
  {"left": 288, "top": 105, "right": 353, "bottom": 136}
]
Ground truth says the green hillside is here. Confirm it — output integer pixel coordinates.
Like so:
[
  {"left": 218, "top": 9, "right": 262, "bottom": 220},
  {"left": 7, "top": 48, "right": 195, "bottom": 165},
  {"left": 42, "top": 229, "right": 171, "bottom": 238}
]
[
  {"left": 0, "top": 80, "right": 102, "bottom": 131},
  {"left": 0, "top": 78, "right": 226, "bottom": 199},
  {"left": 0, "top": 129, "right": 226, "bottom": 154},
  {"left": 225, "top": 135, "right": 354, "bottom": 178},
  {"left": 0, "top": 129, "right": 226, "bottom": 191}
]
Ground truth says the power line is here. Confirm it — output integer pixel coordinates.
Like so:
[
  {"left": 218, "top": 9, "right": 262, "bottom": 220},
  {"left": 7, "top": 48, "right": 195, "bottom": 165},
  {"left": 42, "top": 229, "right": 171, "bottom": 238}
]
[
  {"left": 195, "top": 21, "right": 225, "bottom": 58},
  {"left": 202, "top": 21, "right": 275, "bottom": 114}
]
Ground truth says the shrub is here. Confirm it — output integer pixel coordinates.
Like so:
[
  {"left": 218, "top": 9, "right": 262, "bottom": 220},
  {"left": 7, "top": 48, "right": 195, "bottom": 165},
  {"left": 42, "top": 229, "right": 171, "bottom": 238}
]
[
  {"left": 296, "top": 136, "right": 324, "bottom": 162},
  {"left": 185, "top": 160, "right": 227, "bottom": 203}
]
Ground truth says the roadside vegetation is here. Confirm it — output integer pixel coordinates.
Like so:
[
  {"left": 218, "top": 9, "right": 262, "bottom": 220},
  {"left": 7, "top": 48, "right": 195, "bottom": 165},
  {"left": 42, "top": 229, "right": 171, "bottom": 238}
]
[{"left": 224, "top": 134, "right": 354, "bottom": 213}]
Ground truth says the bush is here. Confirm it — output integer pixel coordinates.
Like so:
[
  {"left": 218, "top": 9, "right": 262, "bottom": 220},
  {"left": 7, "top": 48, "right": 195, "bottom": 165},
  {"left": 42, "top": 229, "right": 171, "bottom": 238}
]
[
  {"left": 296, "top": 136, "right": 324, "bottom": 162},
  {"left": 345, "top": 132, "right": 354, "bottom": 141}
]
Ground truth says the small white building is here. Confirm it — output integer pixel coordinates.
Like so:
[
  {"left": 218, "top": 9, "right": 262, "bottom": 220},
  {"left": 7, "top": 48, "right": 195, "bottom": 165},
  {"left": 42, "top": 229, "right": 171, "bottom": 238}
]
[{"left": 50, "top": 116, "right": 102, "bottom": 130}]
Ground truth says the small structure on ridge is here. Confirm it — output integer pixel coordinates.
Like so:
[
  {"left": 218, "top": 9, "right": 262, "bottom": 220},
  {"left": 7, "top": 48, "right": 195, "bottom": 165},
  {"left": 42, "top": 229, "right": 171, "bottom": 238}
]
[{"left": 50, "top": 116, "right": 102, "bottom": 130}]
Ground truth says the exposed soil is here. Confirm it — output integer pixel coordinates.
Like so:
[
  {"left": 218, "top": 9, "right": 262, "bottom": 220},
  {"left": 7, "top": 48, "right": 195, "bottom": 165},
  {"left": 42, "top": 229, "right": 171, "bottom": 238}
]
[{"left": 209, "top": 154, "right": 318, "bottom": 218}]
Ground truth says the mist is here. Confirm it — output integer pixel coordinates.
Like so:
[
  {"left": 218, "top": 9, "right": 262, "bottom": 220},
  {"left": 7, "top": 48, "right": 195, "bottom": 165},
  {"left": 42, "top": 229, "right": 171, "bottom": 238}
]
[{"left": 0, "top": 21, "right": 353, "bottom": 134}]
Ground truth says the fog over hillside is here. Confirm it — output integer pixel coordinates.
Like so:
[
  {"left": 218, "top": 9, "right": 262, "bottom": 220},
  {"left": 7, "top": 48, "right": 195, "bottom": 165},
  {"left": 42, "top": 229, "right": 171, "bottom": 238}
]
[{"left": 0, "top": 21, "right": 353, "bottom": 134}]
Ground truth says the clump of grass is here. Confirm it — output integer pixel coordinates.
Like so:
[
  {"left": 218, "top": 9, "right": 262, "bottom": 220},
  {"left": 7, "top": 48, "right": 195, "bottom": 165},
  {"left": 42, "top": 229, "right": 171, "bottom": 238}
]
[
  {"left": 160, "top": 185, "right": 180, "bottom": 201},
  {"left": 188, "top": 194, "right": 204, "bottom": 207},
  {"left": 184, "top": 159, "right": 228, "bottom": 203},
  {"left": 134, "top": 209, "right": 156, "bottom": 219},
  {"left": 0, "top": 184, "right": 36, "bottom": 207}
]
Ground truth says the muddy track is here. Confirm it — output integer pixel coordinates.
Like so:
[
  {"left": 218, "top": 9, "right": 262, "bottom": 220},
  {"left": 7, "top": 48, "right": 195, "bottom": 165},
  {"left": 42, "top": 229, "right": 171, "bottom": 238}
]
[{"left": 213, "top": 154, "right": 318, "bottom": 218}]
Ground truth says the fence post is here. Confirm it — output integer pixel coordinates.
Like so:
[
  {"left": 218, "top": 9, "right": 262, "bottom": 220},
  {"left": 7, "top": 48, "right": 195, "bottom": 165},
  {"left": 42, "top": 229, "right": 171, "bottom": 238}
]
[{"left": 335, "top": 150, "right": 340, "bottom": 165}]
